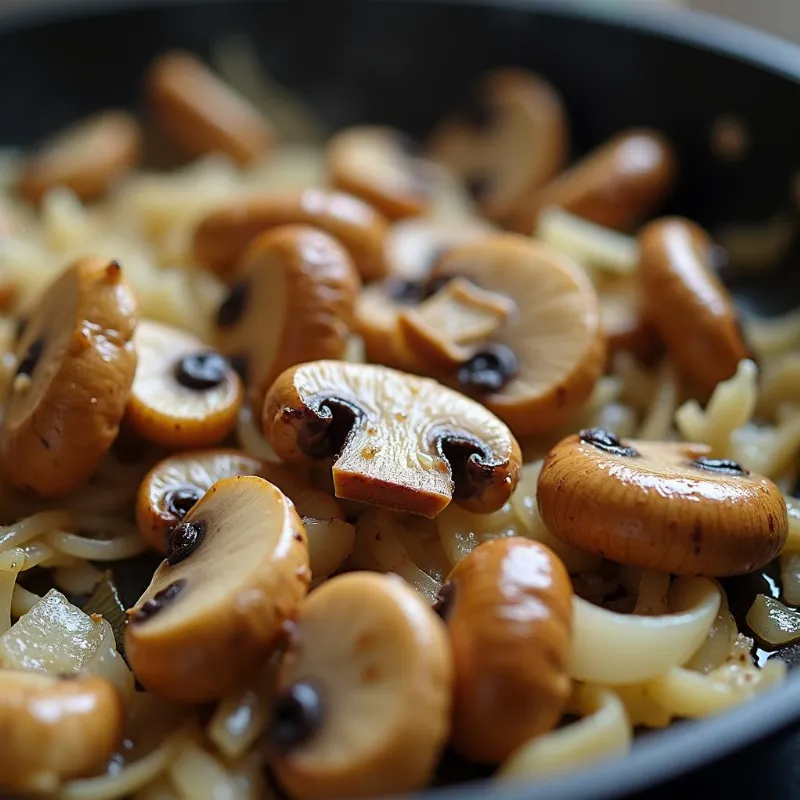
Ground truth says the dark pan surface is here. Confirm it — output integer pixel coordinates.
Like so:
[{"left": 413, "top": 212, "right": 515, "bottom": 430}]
[{"left": 2, "top": 1, "right": 800, "bottom": 798}]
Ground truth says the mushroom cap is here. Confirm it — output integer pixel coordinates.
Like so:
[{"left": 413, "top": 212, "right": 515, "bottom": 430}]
[
  {"left": 271, "top": 572, "right": 452, "bottom": 798},
  {"left": 215, "top": 225, "right": 360, "bottom": 411},
  {"left": 126, "top": 475, "right": 309, "bottom": 702},
  {"left": 0, "top": 671, "right": 123, "bottom": 792},
  {"left": 442, "top": 537, "right": 573, "bottom": 763},
  {"left": 18, "top": 110, "right": 142, "bottom": 205},
  {"left": 509, "top": 129, "right": 677, "bottom": 234},
  {"left": 1, "top": 257, "right": 138, "bottom": 496},
  {"left": 147, "top": 50, "right": 274, "bottom": 165},
  {"left": 263, "top": 360, "right": 522, "bottom": 518},
  {"left": 327, "top": 126, "right": 431, "bottom": 220},
  {"left": 537, "top": 430, "right": 788, "bottom": 576},
  {"left": 638, "top": 217, "right": 750, "bottom": 392},
  {"left": 127, "top": 319, "right": 242, "bottom": 449},
  {"left": 429, "top": 67, "right": 568, "bottom": 222},
  {"left": 193, "top": 189, "right": 389, "bottom": 282},
  {"left": 397, "top": 235, "right": 606, "bottom": 437}
]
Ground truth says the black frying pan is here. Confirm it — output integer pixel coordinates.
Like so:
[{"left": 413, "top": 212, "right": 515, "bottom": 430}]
[{"left": 2, "top": 1, "right": 800, "bottom": 798}]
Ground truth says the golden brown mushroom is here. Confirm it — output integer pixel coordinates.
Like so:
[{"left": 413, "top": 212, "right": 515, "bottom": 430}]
[
  {"left": 327, "top": 126, "right": 432, "bottom": 220},
  {"left": 509, "top": 129, "right": 677, "bottom": 234},
  {"left": 147, "top": 50, "right": 274, "bottom": 165},
  {"left": 193, "top": 189, "right": 388, "bottom": 282},
  {"left": 537, "top": 428, "right": 788, "bottom": 576},
  {"left": 263, "top": 361, "right": 522, "bottom": 518},
  {"left": 395, "top": 235, "right": 606, "bottom": 437},
  {"left": 214, "top": 225, "right": 360, "bottom": 411},
  {"left": 17, "top": 110, "right": 142, "bottom": 205},
  {"left": 428, "top": 68, "right": 568, "bottom": 223},
  {"left": 127, "top": 319, "right": 242, "bottom": 449},
  {"left": 0, "top": 671, "right": 123, "bottom": 793},
  {"left": 437, "top": 537, "right": 572, "bottom": 763},
  {"left": 126, "top": 475, "right": 309, "bottom": 702},
  {"left": 269, "top": 572, "right": 452, "bottom": 798},
  {"left": 1, "top": 257, "right": 138, "bottom": 496},
  {"left": 638, "top": 217, "right": 751, "bottom": 392}
]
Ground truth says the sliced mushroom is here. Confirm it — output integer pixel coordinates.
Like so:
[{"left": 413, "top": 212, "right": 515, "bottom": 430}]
[
  {"left": 0, "top": 671, "right": 123, "bottom": 793},
  {"left": 127, "top": 319, "right": 242, "bottom": 448},
  {"left": 18, "top": 110, "right": 142, "bottom": 205},
  {"left": 437, "top": 537, "right": 572, "bottom": 763},
  {"left": 599, "top": 275, "right": 661, "bottom": 362},
  {"left": 537, "top": 429, "right": 788, "bottom": 576},
  {"left": 269, "top": 572, "right": 452, "bottom": 798},
  {"left": 428, "top": 68, "right": 568, "bottom": 223},
  {"left": 638, "top": 217, "right": 751, "bottom": 392},
  {"left": 396, "top": 235, "right": 606, "bottom": 437},
  {"left": 509, "top": 129, "right": 677, "bottom": 234},
  {"left": 193, "top": 189, "right": 388, "bottom": 282},
  {"left": 1, "top": 257, "right": 138, "bottom": 496},
  {"left": 263, "top": 361, "right": 521, "bottom": 518},
  {"left": 327, "top": 126, "right": 432, "bottom": 220},
  {"left": 147, "top": 50, "right": 274, "bottom": 165},
  {"left": 214, "top": 225, "right": 360, "bottom": 411},
  {"left": 126, "top": 475, "right": 309, "bottom": 702}
]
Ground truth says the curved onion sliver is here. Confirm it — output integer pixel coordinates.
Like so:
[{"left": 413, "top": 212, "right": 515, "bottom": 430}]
[
  {"left": 570, "top": 577, "right": 721, "bottom": 685},
  {"left": 498, "top": 685, "right": 631, "bottom": 781}
]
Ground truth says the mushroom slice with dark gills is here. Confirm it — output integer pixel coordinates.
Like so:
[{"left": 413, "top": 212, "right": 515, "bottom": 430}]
[
  {"left": 262, "top": 361, "right": 522, "bottom": 518},
  {"left": 125, "top": 475, "right": 309, "bottom": 702},
  {"left": 215, "top": 225, "right": 360, "bottom": 412},
  {"left": 0, "top": 257, "right": 138, "bottom": 496},
  {"left": 396, "top": 235, "right": 606, "bottom": 438},
  {"left": 269, "top": 572, "right": 453, "bottom": 799},
  {"left": 127, "top": 319, "right": 242, "bottom": 448}
]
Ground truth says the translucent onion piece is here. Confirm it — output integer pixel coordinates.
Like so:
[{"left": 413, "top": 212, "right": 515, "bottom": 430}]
[
  {"left": 746, "top": 594, "right": 800, "bottom": 646},
  {"left": 570, "top": 577, "right": 721, "bottom": 684},
  {"left": 436, "top": 501, "right": 518, "bottom": 566},
  {"left": 780, "top": 550, "right": 800, "bottom": 605},
  {"left": 10, "top": 583, "right": 40, "bottom": 617},
  {"left": 303, "top": 517, "right": 356, "bottom": 581},
  {"left": 236, "top": 404, "right": 283, "bottom": 464},
  {"left": 637, "top": 362, "right": 677, "bottom": 441},
  {"left": 683, "top": 587, "right": 738, "bottom": 674},
  {"left": 498, "top": 685, "right": 632, "bottom": 781},
  {"left": 608, "top": 683, "right": 671, "bottom": 728},
  {"left": 169, "top": 738, "right": 241, "bottom": 800},
  {"left": 0, "top": 547, "right": 24, "bottom": 634}
]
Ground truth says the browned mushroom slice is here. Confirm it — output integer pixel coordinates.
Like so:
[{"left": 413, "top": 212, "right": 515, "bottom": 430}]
[
  {"left": 127, "top": 319, "right": 242, "bottom": 449},
  {"left": 214, "top": 225, "right": 360, "bottom": 410},
  {"left": 396, "top": 235, "right": 605, "bottom": 438},
  {"left": 438, "top": 537, "right": 572, "bottom": 763},
  {"left": 269, "top": 572, "right": 452, "bottom": 798},
  {"left": 263, "top": 361, "right": 521, "bottom": 518},
  {"left": 17, "top": 110, "right": 142, "bottom": 205},
  {"left": 0, "top": 671, "right": 123, "bottom": 793},
  {"left": 147, "top": 50, "right": 273, "bottom": 165},
  {"left": 193, "top": 189, "right": 388, "bottom": 282},
  {"left": 0, "top": 257, "right": 138, "bottom": 496},
  {"left": 327, "top": 126, "right": 432, "bottom": 220},
  {"left": 126, "top": 475, "right": 309, "bottom": 702},
  {"left": 509, "top": 129, "right": 677, "bottom": 234},
  {"left": 428, "top": 67, "right": 568, "bottom": 223},
  {"left": 638, "top": 217, "right": 751, "bottom": 392},
  {"left": 537, "top": 428, "right": 788, "bottom": 576}
]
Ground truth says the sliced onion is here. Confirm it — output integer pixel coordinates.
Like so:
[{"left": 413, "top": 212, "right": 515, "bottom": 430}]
[
  {"left": 746, "top": 594, "right": 800, "bottom": 646},
  {"left": 302, "top": 517, "right": 355, "bottom": 581},
  {"left": 570, "top": 577, "right": 721, "bottom": 684},
  {"left": 683, "top": 586, "right": 737, "bottom": 673},
  {"left": 780, "top": 550, "right": 800, "bottom": 605}
]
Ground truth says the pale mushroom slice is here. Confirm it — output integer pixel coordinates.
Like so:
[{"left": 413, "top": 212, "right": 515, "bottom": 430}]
[
  {"left": 638, "top": 217, "right": 751, "bottom": 392},
  {"left": 127, "top": 319, "right": 242, "bottom": 449},
  {"left": 396, "top": 235, "right": 606, "bottom": 438},
  {"left": 1, "top": 257, "right": 138, "bottom": 496},
  {"left": 436, "top": 537, "right": 573, "bottom": 763},
  {"left": 125, "top": 475, "right": 309, "bottom": 702},
  {"left": 428, "top": 67, "right": 568, "bottom": 223},
  {"left": 0, "top": 671, "right": 123, "bottom": 793},
  {"left": 147, "top": 50, "right": 274, "bottom": 165},
  {"left": 193, "top": 188, "right": 389, "bottom": 282},
  {"left": 214, "top": 225, "right": 360, "bottom": 411},
  {"left": 263, "top": 361, "right": 522, "bottom": 518},
  {"left": 268, "top": 572, "right": 452, "bottom": 798},
  {"left": 509, "top": 129, "right": 677, "bottom": 234},
  {"left": 136, "top": 448, "right": 354, "bottom": 580},
  {"left": 17, "top": 110, "right": 142, "bottom": 205},
  {"left": 327, "top": 126, "right": 433, "bottom": 220},
  {"left": 537, "top": 428, "right": 788, "bottom": 576}
]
